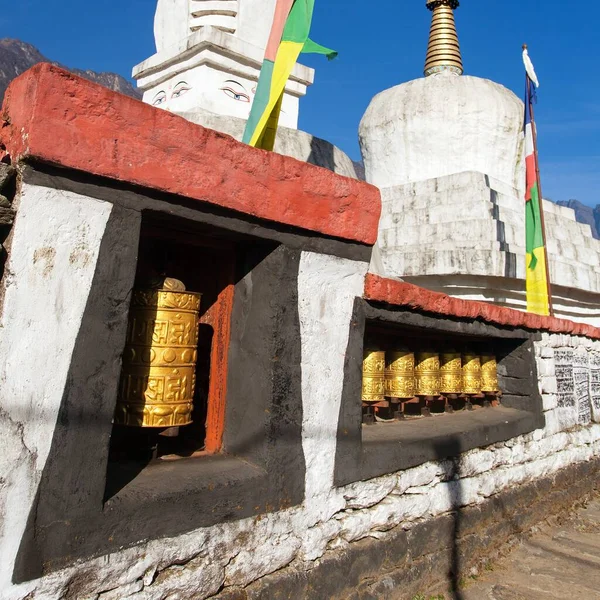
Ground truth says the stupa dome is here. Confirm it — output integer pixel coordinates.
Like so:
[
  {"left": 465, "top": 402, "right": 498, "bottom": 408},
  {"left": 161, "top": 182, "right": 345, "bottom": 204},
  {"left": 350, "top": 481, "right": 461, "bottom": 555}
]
[
  {"left": 359, "top": 75, "right": 524, "bottom": 191},
  {"left": 360, "top": 0, "right": 524, "bottom": 192}
]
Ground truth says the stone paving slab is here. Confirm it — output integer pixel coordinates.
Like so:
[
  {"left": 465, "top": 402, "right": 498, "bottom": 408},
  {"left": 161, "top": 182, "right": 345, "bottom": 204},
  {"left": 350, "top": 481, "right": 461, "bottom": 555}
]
[{"left": 447, "top": 497, "right": 600, "bottom": 600}]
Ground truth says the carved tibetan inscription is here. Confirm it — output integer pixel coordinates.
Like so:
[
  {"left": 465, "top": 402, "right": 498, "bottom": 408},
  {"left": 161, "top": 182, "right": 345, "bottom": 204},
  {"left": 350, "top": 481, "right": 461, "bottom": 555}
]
[
  {"left": 590, "top": 353, "right": 600, "bottom": 423},
  {"left": 555, "top": 349, "right": 575, "bottom": 409},
  {"left": 573, "top": 349, "right": 591, "bottom": 425}
]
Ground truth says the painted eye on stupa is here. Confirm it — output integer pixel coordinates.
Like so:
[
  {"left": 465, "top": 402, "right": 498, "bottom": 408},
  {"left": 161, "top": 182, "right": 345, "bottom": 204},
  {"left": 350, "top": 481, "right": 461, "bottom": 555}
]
[
  {"left": 152, "top": 91, "right": 167, "bottom": 106},
  {"left": 172, "top": 82, "right": 191, "bottom": 99},
  {"left": 220, "top": 80, "right": 250, "bottom": 103}
]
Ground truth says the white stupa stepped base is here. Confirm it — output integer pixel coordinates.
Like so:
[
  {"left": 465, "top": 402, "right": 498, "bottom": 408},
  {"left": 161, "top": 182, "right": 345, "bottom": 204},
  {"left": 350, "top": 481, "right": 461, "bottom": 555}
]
[{"left": 374, "top": 171, "right": 600, "bottom": 326}]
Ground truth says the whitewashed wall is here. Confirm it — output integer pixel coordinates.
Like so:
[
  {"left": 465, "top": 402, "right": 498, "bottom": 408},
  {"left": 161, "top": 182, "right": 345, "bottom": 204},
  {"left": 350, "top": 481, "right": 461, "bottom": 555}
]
[
  {"left": 1, "top": 229, "right": 600, "bottom": 599},
  {"left": 0, "top": 183, "right": 113, "bottom": 596}
]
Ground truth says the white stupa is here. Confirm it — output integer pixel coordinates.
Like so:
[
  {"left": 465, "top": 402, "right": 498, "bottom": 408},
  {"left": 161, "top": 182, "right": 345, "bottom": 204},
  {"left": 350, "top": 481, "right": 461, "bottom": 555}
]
[
  {"left": 361, "top": 0, "right": 600, "bottom": 325},
  {"left": 132, "top": 0, "right": 357, "bottom": 177},
  {"left": 133, "top": 0, "right": 311, "bottom": 129}
]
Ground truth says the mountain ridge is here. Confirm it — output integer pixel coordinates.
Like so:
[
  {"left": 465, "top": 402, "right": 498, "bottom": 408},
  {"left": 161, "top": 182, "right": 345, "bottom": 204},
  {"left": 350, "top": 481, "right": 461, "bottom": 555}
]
[{"left": 0, "top": 38, "right": 141, "bottom": 104}]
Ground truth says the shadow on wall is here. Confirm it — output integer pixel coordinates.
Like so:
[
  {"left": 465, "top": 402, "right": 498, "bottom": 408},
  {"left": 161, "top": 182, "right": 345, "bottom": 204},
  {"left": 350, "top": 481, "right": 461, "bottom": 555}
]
[
  {"left": 307, "top": 135, "right": 336, "bottom": 173},
  {"left": 0, "top": 163, "right": 17, "bottom": 284},
  {"left": 433, "top": 437, "right": 465, "bottom": 600}
]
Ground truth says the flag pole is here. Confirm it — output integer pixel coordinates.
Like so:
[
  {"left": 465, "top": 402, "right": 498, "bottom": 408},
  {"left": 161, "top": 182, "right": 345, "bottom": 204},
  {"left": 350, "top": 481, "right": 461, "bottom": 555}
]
[{"left": 524, "top": 44, "right": 554, "bottom": 316}]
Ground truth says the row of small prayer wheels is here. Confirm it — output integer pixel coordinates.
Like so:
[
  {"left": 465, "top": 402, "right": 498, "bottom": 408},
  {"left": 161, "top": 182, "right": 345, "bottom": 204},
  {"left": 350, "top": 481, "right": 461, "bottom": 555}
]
[{"left": 362, "top": 349, "right": 500, "bottom": 403}]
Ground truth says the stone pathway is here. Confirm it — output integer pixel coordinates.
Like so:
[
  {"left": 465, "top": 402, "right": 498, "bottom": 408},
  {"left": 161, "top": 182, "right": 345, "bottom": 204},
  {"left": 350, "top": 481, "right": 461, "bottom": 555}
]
[{"left": 450, "top": 496, "right": 600, "bottom": 600}]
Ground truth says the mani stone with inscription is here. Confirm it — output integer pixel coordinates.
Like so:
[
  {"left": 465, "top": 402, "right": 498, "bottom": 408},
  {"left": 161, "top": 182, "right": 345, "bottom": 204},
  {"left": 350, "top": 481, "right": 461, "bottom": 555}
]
[{"left": 360, "top": 0, "right": 600, "bottom": 326}]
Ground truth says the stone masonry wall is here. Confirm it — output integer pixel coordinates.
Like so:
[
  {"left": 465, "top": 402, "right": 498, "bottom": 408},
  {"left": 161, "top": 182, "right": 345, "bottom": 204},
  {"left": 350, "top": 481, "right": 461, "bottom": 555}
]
[{"left": 3, "top": 326, "right": 599, "bottom": 600}]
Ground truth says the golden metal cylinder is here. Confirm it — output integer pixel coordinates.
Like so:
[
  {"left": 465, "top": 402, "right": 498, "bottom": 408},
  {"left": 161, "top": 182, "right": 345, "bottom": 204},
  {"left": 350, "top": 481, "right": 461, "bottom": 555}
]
[
  {"left": 362, "top": 350, "right": 386, "bottom": 403},
  {"left": 481, "top": 355, "right": 499, "bottom": 393},
  {"left": 415, "top": 352, "right": 441, "bottom": 396},
  {"left": 462, "top": 352, "right": 482, "bottom": 395},
  {"left": 424, "top": 0, "right": 463, "bottom": 77},
  {"left": 385, "top": 350, "right": 415, "bottom": 399},
  {"left": 440, "top": 350, "right": 462, "bottom": 394},
  {"left": 115, "top": 286, "right": 202, "bottom": 427}
]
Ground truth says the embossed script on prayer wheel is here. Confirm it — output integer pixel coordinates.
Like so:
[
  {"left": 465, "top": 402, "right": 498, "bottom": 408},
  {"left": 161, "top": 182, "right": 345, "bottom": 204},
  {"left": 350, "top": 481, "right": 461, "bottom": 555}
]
[
  {"left": 115, "top": 279, "right": 202, "bottom": 428},
  {"left": 462, "top": 352, "right": 482, "bottom": 395},
  {"left": 362, "top": 350, "right": 386, "bottom": 403},
  {"left": 415, "top": 352, "right": 441, "bottom": 396},
  {"left": 481, "top": 355, "right": 499, "bottom": 393},
  {"left": 385, "top": 350, "right": 415, "bottom": 399},
  {"left": 440, "top": 350, "right": 462, "bottom": 394}
]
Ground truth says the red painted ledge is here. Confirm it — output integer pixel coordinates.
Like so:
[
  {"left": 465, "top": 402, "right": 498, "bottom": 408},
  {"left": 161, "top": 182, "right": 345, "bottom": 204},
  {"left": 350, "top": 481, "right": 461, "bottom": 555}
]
[
  {"left": 365, "top": 274, "right": 600, "bottom": 340},
  {"left": 0, "top": 64, "right": 381, "bottom": 246}
]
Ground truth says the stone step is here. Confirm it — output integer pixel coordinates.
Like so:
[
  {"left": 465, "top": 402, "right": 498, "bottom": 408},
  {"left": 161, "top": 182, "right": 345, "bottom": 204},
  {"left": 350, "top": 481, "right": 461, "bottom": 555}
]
[
  {"left": 380, "top": 219, "right": 521, "bottom": 248},
  {"left": 380, "top": 200, "right": 495, "bottom": 228},
  {"left": 380, "top": 242, "right": 600, "bottom": 292},
  {"left": 379, "top": 247, "right": 516, "bottom": 278}
]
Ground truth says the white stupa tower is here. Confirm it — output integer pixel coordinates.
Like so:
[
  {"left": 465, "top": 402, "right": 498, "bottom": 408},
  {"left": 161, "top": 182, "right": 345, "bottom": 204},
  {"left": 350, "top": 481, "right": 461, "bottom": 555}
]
[
  {"left": 360, "top": 0, "right": 600, "bottom": 325},
  {"left": 133, "top": 0, "right": 312, "bottom": 129},
  {"left": 133, "top": 0, "right": 358, "bottom": 177}
]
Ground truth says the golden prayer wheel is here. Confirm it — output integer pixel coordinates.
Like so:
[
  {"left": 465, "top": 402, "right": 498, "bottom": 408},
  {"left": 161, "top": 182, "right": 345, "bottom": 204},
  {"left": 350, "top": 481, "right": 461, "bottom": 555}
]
[
  {"left": 440, "top": 350, "right": 462, "bottom": 395},
  {"left": 415, "top": 352, "right": 441, "bottom": 397},
  {"left": 462, "top": 352, "right": 482, "bottom": 395},
  {"left": 481, "top": 354, "right": 499, "bottom": 393},
  {"left": 362, "top": 350, "right": 386, "bottom": 403},
  {"left": 115, "top": 278, "right": 202, "bottom": 428},
  {"left": 385, "top": 349, "right": 416, "bottom": 399}
]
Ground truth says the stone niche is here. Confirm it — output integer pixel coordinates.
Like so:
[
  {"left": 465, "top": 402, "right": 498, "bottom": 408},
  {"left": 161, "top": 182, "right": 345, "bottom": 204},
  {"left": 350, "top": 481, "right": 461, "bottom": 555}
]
[
  {"left": 10, "top": 172, "right": 311, "bottom": 582},
  {"left": 335, "top": 299, "right": 545, "bottom": 486},
  {"left": 0, "top": 65, "right": 379, "bottom": 582}
]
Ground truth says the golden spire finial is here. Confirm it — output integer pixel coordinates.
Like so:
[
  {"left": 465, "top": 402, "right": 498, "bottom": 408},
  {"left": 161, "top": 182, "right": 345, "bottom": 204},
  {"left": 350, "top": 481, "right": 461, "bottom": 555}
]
[{"left": 424, "top": 0, "right": 463, "bottom": 77}]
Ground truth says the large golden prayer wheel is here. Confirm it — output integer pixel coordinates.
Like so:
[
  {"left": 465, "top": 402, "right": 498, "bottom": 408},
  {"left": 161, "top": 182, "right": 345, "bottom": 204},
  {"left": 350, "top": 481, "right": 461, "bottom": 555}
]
[
  {"left": 362, "top": 350, "right": 386, "bottom": 403},
  {"left": 481, "top": 354, "right": 499, "bottom": 393},
  {"left": 415, "top": 352, "right": 441, "bottom": 396},
  {"left": 462, "top": 352, "right": 482, "bottom": 395},
  {"left": 385, "top": 350, "right": 416, "bottom": 399},
  {"left": 115, "top": 279, "right": 202, "bottom": 428},
  {"left": 440, "top": 350, "right": 462, "bottom": 395}
]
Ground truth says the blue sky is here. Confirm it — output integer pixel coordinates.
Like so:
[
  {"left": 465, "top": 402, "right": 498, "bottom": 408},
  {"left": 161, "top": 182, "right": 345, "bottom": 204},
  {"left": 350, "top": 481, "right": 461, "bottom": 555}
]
[{"left": 2, "top": 1, "right": 598, "bottom": 206}]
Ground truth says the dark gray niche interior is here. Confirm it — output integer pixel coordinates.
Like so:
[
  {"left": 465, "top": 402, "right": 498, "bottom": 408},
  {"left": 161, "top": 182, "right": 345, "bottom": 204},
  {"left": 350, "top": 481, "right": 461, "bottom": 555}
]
[{"left": 334, "top": 299, "right": 544, "bottom": 487}]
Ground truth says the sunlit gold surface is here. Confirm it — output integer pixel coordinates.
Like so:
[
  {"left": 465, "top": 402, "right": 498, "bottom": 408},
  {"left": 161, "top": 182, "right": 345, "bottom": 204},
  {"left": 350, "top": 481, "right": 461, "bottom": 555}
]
[
  {"left": 440, "top": 351, "right": 462, "bottom": 394},
  {"left": 425, "top": 0, "right": 463, "bottom": 77},
  {"left": 385, "top": 350, "right": 416, "bottom": 399},
  {"left": 481, "top": 355, "right": 499, "bottom": 393},
  {"left": 363, "top": 350, "right": 386, "bottom": 402},
  {"left": 462, "top": 352, "right": 482, "bottom": 394},
  {"left": 115, "top": 287, "right": 202, "bottom": 427},
  {"left": 415, "top": 352, "right": 441, "bottom": 396}
]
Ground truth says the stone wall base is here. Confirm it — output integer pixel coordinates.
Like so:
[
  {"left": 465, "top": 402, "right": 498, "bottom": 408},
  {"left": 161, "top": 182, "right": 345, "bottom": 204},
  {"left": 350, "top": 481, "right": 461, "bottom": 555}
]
[{"left": 214, "top": 457, "right": 600, "bottom": 600}]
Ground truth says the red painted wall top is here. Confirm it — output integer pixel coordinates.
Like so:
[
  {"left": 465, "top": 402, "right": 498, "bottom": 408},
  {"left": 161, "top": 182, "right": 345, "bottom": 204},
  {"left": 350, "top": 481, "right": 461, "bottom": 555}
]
[
  {"left": 365, "top": 274, "right": 600, "bottom": 340},
  {"left": 0, "top": 64, "right": 381, "bottom": 246}
]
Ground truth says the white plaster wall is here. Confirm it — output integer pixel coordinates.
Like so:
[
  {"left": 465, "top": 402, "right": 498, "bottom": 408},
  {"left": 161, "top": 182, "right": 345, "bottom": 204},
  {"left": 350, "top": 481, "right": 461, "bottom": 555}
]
[
  {"left": 3, "top": 257, "right": 600, "bottom": 600},
  {"left": 359, "top": 76, "right": 525, "bottom": 192},
  {"left": 297, "top": 253, "right": 369, "bottom": 511},
  {"left": 0, "top": 183, "right": 112, "bottom": 593}
]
